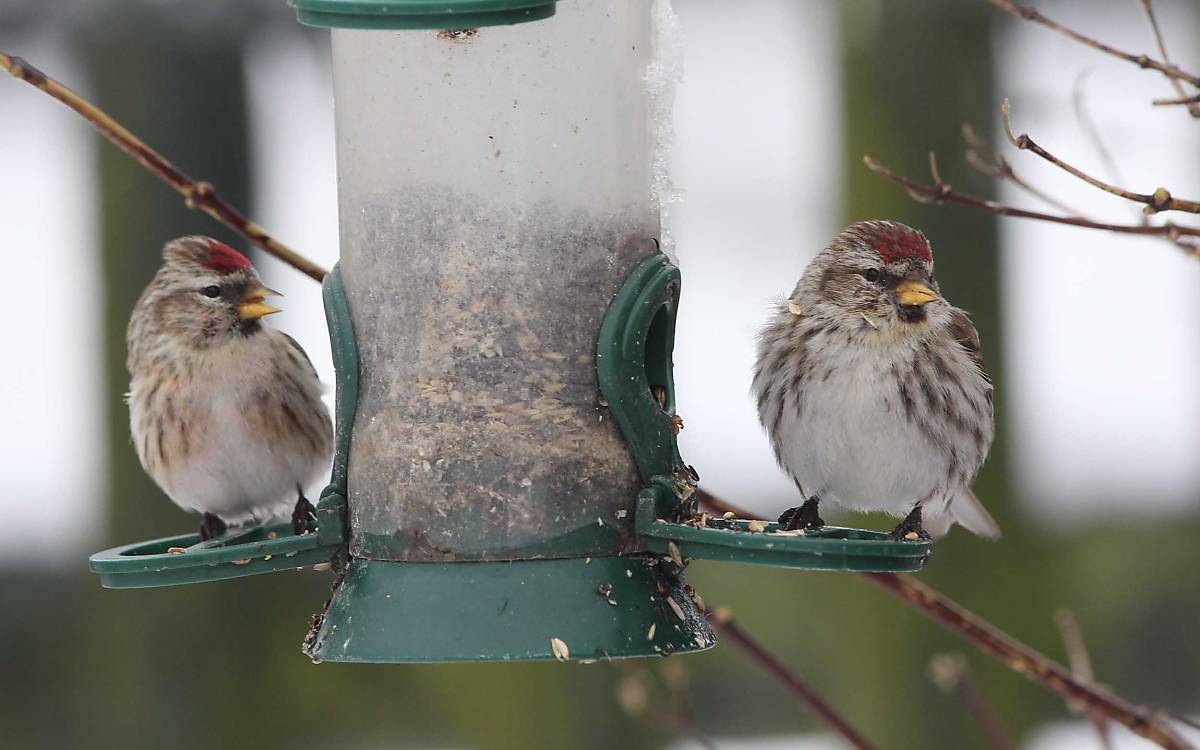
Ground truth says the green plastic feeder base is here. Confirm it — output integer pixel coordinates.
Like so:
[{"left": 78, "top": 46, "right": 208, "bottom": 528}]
[{"left": 305, "top": 556, "right": 714, "bottom": 663}]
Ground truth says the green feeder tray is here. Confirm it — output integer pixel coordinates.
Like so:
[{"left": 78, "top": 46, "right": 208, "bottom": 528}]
[
  {"left": 290, "top": 0, "right": 558, "bottom": 30},
  {"left": 596, "top": 253, "right": 933, "bottom": 572}
]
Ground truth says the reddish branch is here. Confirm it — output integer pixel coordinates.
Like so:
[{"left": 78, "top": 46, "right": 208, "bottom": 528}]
[
  {"left": 988, "top": 0, "right": 1200, "bottom": 89},
  {"left": 863, "top": 154, "right": 1200, "bottom": 256},
  {"left": 1001, "top": 99, "right": 1200, "bottom": 215},
  {"left": 709, "top": 608, "right": 878, "bottom": 750},
  {"left": 928, "top": 653, "right": 1017, "bottom": 750},
  {"left": 697, "top": 492, "right": 1195, "bottom": 750},
  {"left": 1138, "top": 0, "right": 1200, "bottom": 118},
  {"left": 1055, "top": 608, "right": 1113, "bottom": 750},
  {"left": 0, "top": 49, "right": 328, "bottom": 282}
]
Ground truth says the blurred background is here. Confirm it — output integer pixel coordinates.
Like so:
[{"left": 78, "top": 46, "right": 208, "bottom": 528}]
[{"left": 1, "top": 0, "right": 1198, "bottom": 748}]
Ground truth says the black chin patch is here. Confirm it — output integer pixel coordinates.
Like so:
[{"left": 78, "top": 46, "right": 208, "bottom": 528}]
[
  {"left": 234, "top": 318, "right": 262, "bottom": 336},
  {"left": 897, "top": 304, "right": 927, "bottom": 323}
]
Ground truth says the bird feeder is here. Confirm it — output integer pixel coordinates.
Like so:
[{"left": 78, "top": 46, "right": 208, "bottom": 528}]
[{"left": 90, "top": 0, "right": 931, "bottom": 664}]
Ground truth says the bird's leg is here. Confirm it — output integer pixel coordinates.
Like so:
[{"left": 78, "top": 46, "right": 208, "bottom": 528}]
[
  {"left": 778, "top": 496, "right": 824, "bottom": 531},
  {"left": 889, "top": 504, "right": 931, "bottom": 541},
  {"left": 199, "top": 513, "right": 226, "bottom": 542},
  {"left": 291, "top": 485, "right": 317, "bottom": 536}
]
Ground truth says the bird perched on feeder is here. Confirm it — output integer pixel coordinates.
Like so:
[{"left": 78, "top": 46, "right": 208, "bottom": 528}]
[
  {"left": 126, "top": 236, "right": 333, "bottom": 541},
  {"left": 752, "top": 220, "right": 999, "bottom": 540}
]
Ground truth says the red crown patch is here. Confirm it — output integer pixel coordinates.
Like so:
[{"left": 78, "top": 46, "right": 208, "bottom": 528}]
[
  {"left": 875, "top": 226, "right": 932, "bottom": 264},
  {"left": 203, "top": 239, "right": 253, "bottom": 274}
]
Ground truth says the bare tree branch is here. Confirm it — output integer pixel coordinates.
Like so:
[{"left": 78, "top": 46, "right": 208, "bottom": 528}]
[
  {"left": 1138, "top": 0, "right": 1200, "bottom": 118},
  {"left": 1154, "top": 93, "right": 1200, "bottom": 107},
  {"left": 862, "top": 154, "right": 1200, "bottom": 255},
  {"left": 1002, "top": 99, "right": 1200, "bottom": 215},
  {"left": 696, "top": 492, "right": 1196, "bottom": 750},
  {"left": 1055, "top": 608, "right": 1114, "bottom": 750},
  {"left": 928, "top": 653, "right": 1017, "bottom": 750},
  {"left": 988, "top": 0, "right": 1200, "bottom": 89},
  {"left": 709, "top": 608, "right": 878, "bottom": 750},
  {"left": 961, "top": 122, "right": 1084, "bottom": 216},
  {"left": 0, "top": 49, "right": 329, "bottom": 282}
]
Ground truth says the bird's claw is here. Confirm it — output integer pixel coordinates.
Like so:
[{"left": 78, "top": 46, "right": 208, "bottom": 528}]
[
  {"left": 778, "top": 496, "right": 824, "bottom": 531},
  {"left": 199, "top": 512, "right": 227, "bottom": 542},
  {"left": 888, "top": 505, "right": 931, "bottom": 541},
  {"left": 292, "top": 495, "right": 317, "bottom": 536}
]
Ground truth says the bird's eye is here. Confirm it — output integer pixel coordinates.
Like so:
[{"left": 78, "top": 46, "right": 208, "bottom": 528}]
[
  {"left": 201, "top": 285, "right": 221, "bottom": 298},
  {"left": 863, "top": 269, "right": 882, "bottom": 283}
]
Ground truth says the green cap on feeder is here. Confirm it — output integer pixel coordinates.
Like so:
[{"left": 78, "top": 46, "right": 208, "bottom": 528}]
[
  {"left": 289, "top": 0, "right": 559, "bottom": 30},
  {"left": 89, "top": 0, "right": 931, "bottom": 665}
]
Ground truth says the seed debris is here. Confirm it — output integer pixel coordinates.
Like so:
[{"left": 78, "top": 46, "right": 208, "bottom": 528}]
[
  {"left": 550, "top": 637, "right": 570, "bottom": 661},
  {"left": 167, "top": 547, "right": 187, "bottom": 555},
  {"left": 667, "top": 597, "right": 686, "bottom": 621},
  {"left": 746, "top": 520, "right": 766, "bottom": 533},
  {"left": 667, "top": 541, "right": 684, "bottom": 568}
]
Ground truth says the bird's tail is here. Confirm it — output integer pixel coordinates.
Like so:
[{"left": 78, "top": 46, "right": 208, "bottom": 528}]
[{"left": 925, "top": 488, "right": 1001, "bottom": 540}]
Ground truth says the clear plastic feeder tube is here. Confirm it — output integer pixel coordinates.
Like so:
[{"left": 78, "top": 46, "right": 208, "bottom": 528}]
[{"left": 332, "top": 1, "right": 663, "bottom": 560}]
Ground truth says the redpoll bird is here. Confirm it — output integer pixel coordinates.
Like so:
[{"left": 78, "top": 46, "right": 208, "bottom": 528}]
[
  {"left": 126, "top": 236, "right": 333, "bottom": 541},
  {"left": 752, "top": 221, "right": 999, "bottom": 540}
]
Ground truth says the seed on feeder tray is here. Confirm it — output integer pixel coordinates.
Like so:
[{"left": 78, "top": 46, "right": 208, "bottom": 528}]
[
  {"left": 746, "top": 520, "right": 767, "bottom": 533},
  {"left": 615, "top": 509, "right": 628, "bottom": 519},
  {"left": 691, "top": 590, "right": 706, "bottom": 611},
  {"left": 550, "top": 637, "right": 570, "bottom": 661},
  {"left": 722, "top": 511, "right": 736, "bottom": 521},
  {"left": 312, "top": 561, "right": 333, "bottom": 572},
  {"left": 626, "top": 569, "right": 633, "bottom": 578},
  {"left": 232, "top": 559, "right": 251, "bottom": 566},
  {"left": 167, "top": 547, "right": 187, "bottom": 555},
  {"left": 647, "top": 624, "right": 656, "bottom": 640},
  {"left": 667, "top": 597, "right": 686, "bottom": 621},
  {"left": 772, "top": 528, "right": 806, "bottom": 536},
  {"left": 904, "top": 531, "right": 919, "bottom": 541},
  {"left": 667, "top": 542, "right": 683, "bottom": 568},
  {"left": 694, "top": 634, "right": 707, "bottom": 648}
]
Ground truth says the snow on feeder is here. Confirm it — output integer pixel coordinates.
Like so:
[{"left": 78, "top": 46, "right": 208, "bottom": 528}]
[{"left": 89, "top": 0, "right": 931, "bottom": 664}]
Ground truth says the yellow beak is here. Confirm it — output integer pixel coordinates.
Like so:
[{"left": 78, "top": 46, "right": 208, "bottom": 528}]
[
  {"left": 894, "top": 280, "right": 938, "bottom": 307},
  {"left": 236, "top": 286, "right": 282, "bottom": 320}
]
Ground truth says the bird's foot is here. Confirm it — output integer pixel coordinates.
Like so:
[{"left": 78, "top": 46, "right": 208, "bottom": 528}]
[
  {"left": 199, "top": 513, "right": 227, "bottom": 542},
  {"left": 888, "top": 505, "right": 931, "bottom": 541},
  {"left": 292, "top": 494, "right": 317, "bottom": 536},
  {"left": 778, "top": 496, "right": 824, "bottom": 531}
]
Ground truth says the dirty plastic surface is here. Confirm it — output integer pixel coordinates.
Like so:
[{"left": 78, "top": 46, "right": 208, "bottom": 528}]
[{"left": 332, "top": 1, "right": 662, "bottom": 560}]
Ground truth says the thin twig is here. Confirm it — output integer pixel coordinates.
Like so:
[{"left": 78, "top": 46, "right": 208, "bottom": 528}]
[
  {"left": 1138, "top": 0, "right": 1200, "bottom": 118},
  {"left": 0, "top": 49, "right": 328, "bottom": 282},
  {"left": 862, "top": 154, "right": 1200, "bottom": 254},
  {"left": 1154, "top": 94, "right": 1200, "bottom": 107},
  {"left": 1055, "top": 608, "right": 1114, "bottom": 750},
  {"left": 659, "top": 661, "right": 721, "bottom": 750},
  {"left": 988, "top": 0, "right": 1200, "bottom": 88},
  {"left": 696, "top": 492, "right": 1196, "bottom": 750},
  {"left": 928, "top": 653, "right": 1017, "bottom": 750},
  {"left": 708, "top": 608, "right": 878, "bottom": 750},
  {"left": 1070, "top": 74, "right": 1141, "bottom": 224},
  {"left": 1002, "top": 99, "right": 1200, "bottom": 215},
  {"left": 961, "top": 122, "right": 1084, "bottom": 216}
]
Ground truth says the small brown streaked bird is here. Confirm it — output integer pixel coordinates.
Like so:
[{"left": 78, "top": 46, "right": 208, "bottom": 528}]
[
  {"left": 752, "top": 220, "right": 999, "bottom": 540},
  {"left": 126, "top": 236, "right": 332, "bottom": 540}
]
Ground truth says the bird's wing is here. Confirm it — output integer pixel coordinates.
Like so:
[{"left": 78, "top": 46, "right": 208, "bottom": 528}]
[
  {"left": 948, "top": 306, "right": 992, "bottom": 408},
  {"left": 281, "top": 333, "right": 321, "bottom": 381},
  {"left": 947, "top": 307, "right": 988, "bottom": 381}
]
